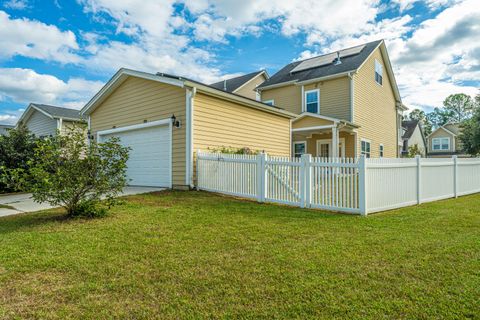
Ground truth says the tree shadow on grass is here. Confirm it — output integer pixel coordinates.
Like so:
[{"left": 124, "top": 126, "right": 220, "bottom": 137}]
[{"left": 0, "top": 209, "right": 73, "bottom": 235}]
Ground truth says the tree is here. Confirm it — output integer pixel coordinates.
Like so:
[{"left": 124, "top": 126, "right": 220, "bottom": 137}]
[
  {"left": 443, "top": 93, "right": 474, "bottom": 123},
  {"left": 407, "top": 108, "right": 432, "bottom": 135},
  {"left": 0, "top": 124, "right": 38, "bottom": 192},
  {"left": 25, "top": 127, "right": 130, "bottom": 217},
  {"left": 407, "top": 144, "right": 423, "bottom": 158},
  {"left": 426, "top": 107, "right": 454, "bottom": 128},
  {"left": 460, "top": 106, "right": 480, "bottom": 156}
]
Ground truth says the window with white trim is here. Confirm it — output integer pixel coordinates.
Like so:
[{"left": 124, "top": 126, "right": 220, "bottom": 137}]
[
  {"left": 379, "top": 144, "right": 384, "bottom": 158},
  {"left": 294, "top": 141, "right": 306, "bottom": 158},
  {"left": 263, "top": 99, "right": 274, "bottom": 106},
  {"left": 432, "top": 137, "right": 450, "bottom": 151},
  {"left": 361, "top": 140, "right": 371, "bottom": 158},
  {"left": 374, "top": 59, "right": 383, "bottom": 85},
  {"left": 305, "top": 89, "right": 319, "bottom": 113}
]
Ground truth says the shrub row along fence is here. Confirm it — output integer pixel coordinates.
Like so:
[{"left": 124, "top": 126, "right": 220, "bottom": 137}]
[{"left": 196, "top": 151, "right": 480, "bottom": 215}]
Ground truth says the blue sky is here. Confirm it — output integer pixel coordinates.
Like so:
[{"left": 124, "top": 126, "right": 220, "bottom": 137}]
[{"left": 0, "top": 0, "right": 479, "bottom": 124}]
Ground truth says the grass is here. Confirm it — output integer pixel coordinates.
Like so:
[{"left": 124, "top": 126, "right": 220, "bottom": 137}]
[
  {"left": 0, "top": 204, "right": 15, "bottom": 210},
  {"left": 0, "top": 191, "right": 479, "bottom": 319}
]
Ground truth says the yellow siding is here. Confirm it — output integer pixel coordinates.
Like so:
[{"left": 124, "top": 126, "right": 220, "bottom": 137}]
[
  {"left": 89, "top": 77, "right": 187, "bottom": 186},
  {"left": 354, "top": 48, "right": 397, "bottom": 158},
  {"left": 292, "top": 116, "right": 334, "bottom": 129},
  {"left": 234, "top": 74, "right": 267, "bottom": 100},
  {"left": 193, "top": 92, "right": 291, "bottom": 156},
  {"left": 428, "top": 128, "right": 455, "bottom": 153},
  {"left": 260, "top": 77, "right": 351, "bottom": 121}
]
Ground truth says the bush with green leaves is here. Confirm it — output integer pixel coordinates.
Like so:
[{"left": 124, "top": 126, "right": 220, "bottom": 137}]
[
  {"left": 25, "top": 127, "right": 130, "bottom": 217},
  {"left": 207, "top": 146, "right": 259, "bottom": 155},
  {"left": 0, "top": 124, "right": 38, "bottom": 193}
]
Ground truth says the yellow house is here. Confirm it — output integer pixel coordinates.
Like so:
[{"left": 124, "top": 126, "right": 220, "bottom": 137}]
[
  {"left": 257, "top": 40, "right": 407, "bottom": 158},
  {"left": 209, "top": 70, "right": 268, "bottom": 100},
  {"left": 80, "top": 69, "right": 295, "bottom": 189},
  {"left": 427, "top": 123, "right": 468, "bottom": 158}
]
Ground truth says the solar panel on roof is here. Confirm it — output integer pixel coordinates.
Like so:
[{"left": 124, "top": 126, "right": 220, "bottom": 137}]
[{"left": 291, "top": 44, "right": 366, "bottom": 74}]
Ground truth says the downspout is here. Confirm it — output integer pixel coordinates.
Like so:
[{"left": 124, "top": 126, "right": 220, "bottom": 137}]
[
  {"left": 186, "top": 86, "right": 197, "bottom": 188},
  {"left": 348, "top": 72, "right": 354, "bottom": 122}
]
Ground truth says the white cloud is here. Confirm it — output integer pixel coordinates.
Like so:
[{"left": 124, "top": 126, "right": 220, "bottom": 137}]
[
  {"left": 0, "top": 68, "right": 103, "bottom": 111},
  {"left": 3, "top": 0, "right": 29, "bottom": 10},
  {"left": 0, "top": 11, "right": 80, "bottom": 63}
]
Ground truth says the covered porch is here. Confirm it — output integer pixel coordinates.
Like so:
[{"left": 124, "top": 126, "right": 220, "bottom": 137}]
[{"left": 291, "top": 113, "right": 358, "bottom": 158}]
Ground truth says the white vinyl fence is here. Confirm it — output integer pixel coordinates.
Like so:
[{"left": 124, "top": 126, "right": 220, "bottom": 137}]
[{"left": 196, "top": 151, "right": 480, "bottom": 215}]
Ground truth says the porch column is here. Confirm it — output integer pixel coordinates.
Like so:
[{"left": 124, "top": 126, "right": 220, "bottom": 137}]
[{"left": 331, "top": 125, "right": 339, "bottom": 158}]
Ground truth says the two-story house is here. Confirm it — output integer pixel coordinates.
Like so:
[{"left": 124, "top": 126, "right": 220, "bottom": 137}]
[
  {"left": 427, "top": 123, "right": 468, "bottom": 158},
  {"left": 401, "top": 120, "right": 427, "bottom": 157},
  {"left": 257, "top": 40, "right": 406, "bottom": 158}
]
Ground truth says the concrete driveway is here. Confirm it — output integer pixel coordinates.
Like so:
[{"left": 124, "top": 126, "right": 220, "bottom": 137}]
[{"left": 0, "top": 186, "right": 165, "bottom": 218}]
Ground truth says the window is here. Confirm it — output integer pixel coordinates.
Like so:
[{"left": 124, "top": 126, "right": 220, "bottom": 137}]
[
  {"left": 305, "top": 89, "right": 319, "bottom": 113},
  {"left": 374, "top": 59, "right": 383, "bottom": 85},
  {"left": 361, "top": 140, "right": 371, "bottom": 158},
  {"left": 379, "top": 144, "right": 384, "bottom": 158},
  {"left": 294, "top": 141, "right": 306, "bottom": 158},
  {"left": 263, "top": 99, "right": 274, "bottom": 106},
  {"left": 432, "top": 137, "right": 450, "bottom": 151}
]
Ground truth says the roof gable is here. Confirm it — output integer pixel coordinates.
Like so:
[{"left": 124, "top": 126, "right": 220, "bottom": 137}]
[
  {"left": 427, "top": 126, "right": 457, "bottom": 139},
  {"left": 210, "top": 70, "right": 268, "bottom": 93}
]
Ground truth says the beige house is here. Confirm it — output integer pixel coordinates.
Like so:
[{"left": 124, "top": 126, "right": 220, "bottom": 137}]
[
  {"left": 81, "top": 69, "right": 295, "bottom": 189},
  {"left": 427, "top": 123, "right": 467, "bottom": 158},
  {"left": 401, "top": 120, "right": 427, "bottom": 157},
  {"left": 257, "top": 40, "right": 406, "bottom": 158},
  {"left": 209, "top": 70, "right": 268, "bottom": 100},
  {"left": 17, "top": 103, "right": 86, "bottom": 137}
]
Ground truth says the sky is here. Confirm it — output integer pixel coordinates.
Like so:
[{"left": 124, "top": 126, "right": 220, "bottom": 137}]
[{"left": 0, "top": 0, "right": 479, "bottom": 125}]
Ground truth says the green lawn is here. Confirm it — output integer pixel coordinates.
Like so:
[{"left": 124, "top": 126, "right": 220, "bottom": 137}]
[{"left": 0, "top": 191, "right": 479, "bottom": 319}]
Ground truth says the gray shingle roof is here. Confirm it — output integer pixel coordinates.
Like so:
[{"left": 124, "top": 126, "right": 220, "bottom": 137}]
[
  {"left": 31, "top": 103, "right": 85, "bottom": 121},
  {"left": 257, "top": 40, "right": 382, "bottom": 89},
  {"left": 402, "top": 120, "right": 419, "bottom": 139},
  {"left": 210, "top": 70, "right": 266, "bottom": 93}
]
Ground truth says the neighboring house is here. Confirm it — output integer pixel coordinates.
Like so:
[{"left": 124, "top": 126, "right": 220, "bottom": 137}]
[
  {"left": 401, "top": 120, "right": 427, "bottom": 157},
  {"left": 209, "top": 70, "right": 269, "bottom": 100},
  {"left": 80, "top": 68, "right": 295, "bottom": 189},
  {"left": 0, "top": 124, "right": 14, "bottom": 136},
  {"left": 257, "top": 39, "right": 407, "bottom": 158},
  {"left": 17, "top": 103, "right": 86, "bottom": 137},
  {"left": 427, "top": 123, "right": 468, "bottom": 158}
]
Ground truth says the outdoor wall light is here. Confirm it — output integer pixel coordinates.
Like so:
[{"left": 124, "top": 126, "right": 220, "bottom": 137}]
[{"left": 171, "top": 114, "right": 181, "bottom": 128}]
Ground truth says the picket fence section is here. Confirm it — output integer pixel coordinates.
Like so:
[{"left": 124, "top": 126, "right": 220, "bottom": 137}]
[{"left": 196, "top": 151, "right": 480, "bottom": 215}]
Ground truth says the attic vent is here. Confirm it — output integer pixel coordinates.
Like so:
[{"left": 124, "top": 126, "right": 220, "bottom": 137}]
[{"left": 333, "top": 52, "right": 342, "bottom": 65}]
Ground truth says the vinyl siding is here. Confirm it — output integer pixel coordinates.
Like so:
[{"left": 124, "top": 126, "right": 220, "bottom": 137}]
[
  {"left": 260, "top": 77, "right": 351, "bottom": 121},
  {"left": 428, "top": 128, "right": 455, "bottom": 153},
  {"left": 353, "top": 47, "right": 397, "bottom": 158},
  {"left": 89, "top": 77, "right": 187, "bottom": 187},
  {"left": 406, "top": 126, "right": 426, "bottom": 156},
  {"left": 25, "top": 110, "right": 57, "bottom": 137},
  {"left": 193, "top": 92, "right": 291, "bottom": 156},
  {"left": 234, "top": 74, "right": 267, "bottom": 100},
  {"left": 292, "top": 116, "right": 334, "bottom": 129}
]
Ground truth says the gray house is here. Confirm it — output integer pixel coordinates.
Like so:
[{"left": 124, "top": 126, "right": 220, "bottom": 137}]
[
  {"left": 17, "top": 103, "right": 86, "bottom": 137},
  {"left": 0, "top": 124, "right": 14, "bottom": 136}
]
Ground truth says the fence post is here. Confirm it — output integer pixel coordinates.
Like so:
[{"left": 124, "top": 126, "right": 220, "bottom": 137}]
[
  {"left": 301, "top": 154, "right": 312, "bottom": 208},
  {"left": 257, "top": 152, "right": 267, "bottom": 202},
  {"left": 358, "top": 155, "right": 367, "bottom": 216},
  {"left": 453, "top": 155, "right": 458, "bottom": 198},
  {"left": 416, "top": 155, "right": 422, "bottom": 204},
  {"left": 196, "top": 150, "right": 201, "bottom": 191}
]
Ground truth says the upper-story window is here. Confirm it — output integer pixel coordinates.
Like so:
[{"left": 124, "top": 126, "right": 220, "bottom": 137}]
[
  {"left": 263, "top": 99, "right": 274, "bottom": 106},
  {"left": 374, "top": 59, "right": 383, "bottom": 85},
  {"left": 432, "top": 137, "right": 449, "bottom": 151},
  {"left": 305, "top": 89, "right": 320, "bottom": 113}
]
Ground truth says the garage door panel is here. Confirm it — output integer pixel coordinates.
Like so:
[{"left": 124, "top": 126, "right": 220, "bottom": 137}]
[{"left": 100, "top": 123, "right": 171, "bottom": 187}]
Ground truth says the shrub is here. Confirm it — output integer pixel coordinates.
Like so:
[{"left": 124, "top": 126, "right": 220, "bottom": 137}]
[
  {"left": 24, "top": 126, "right": 130, "bottom": 217},
  {"left": 207, "top": 146, "right": 259, "bottom": 155},
  {"left": 0, "top": 124, "right": 38, "bottom": 193}
]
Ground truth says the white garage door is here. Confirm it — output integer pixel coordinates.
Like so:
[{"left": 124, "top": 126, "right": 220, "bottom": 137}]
[{"left": 100, "top": 123, "right": 171, "bottom": 187}]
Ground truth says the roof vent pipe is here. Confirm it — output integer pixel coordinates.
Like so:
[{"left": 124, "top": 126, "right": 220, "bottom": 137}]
[
  {"left": 223, "top": 79, "right": 227, "bottom": 91},
  {"left": 334, "top": 52, "right": 342, "bottom": 65}
]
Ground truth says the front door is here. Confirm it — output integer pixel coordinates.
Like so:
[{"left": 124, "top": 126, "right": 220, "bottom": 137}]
[{"left": 316, "top": 139, "right": 345, "bottom": 158}]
